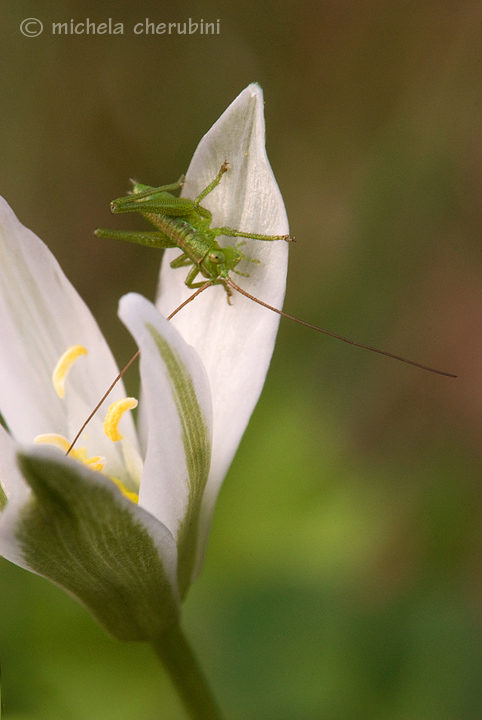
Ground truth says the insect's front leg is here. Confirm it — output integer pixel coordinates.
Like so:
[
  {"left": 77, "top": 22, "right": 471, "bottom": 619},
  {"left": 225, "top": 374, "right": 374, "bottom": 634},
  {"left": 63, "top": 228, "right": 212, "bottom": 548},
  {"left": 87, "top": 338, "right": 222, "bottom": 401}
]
[
  {"left": 170, "top": 252, "right": 195, "bottom": 269},
  {"left": 233, "top": 241, "right": 260, "bottom": 267},
  {"left": 184, "top": 265, "right": 207, "bottom": 288},
  {"left": 183, "top": 264, "right": 230, "bottom": 298},
  {"left": 214, "top": 226, "right": 293, "bottom": 243}
]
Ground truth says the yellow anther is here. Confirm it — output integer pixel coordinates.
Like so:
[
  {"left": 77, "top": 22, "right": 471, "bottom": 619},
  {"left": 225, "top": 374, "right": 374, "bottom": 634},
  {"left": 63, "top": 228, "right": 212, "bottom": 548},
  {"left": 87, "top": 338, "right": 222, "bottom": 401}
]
[
  {"left": 103, "top": 397, "right": 138, "bottom": 442},
  {"left": 34, "top": 433, "right": 105, "bottom": 472},
  {"left": 52, "top": 345, "right": 87, "bottom": 398},
  {"left": 83, "top": 456, "right": 105, "bottom": 472}
]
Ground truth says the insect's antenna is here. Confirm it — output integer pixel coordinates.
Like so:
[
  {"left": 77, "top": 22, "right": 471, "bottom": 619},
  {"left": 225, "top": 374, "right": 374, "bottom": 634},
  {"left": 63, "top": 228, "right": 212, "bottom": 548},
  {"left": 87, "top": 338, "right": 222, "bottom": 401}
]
[
  {"left": 66, "top": 282, "right": 211, "bottom": 456},
  {"left": 227, "top": 279, "right": 457, "bottom": 379}
]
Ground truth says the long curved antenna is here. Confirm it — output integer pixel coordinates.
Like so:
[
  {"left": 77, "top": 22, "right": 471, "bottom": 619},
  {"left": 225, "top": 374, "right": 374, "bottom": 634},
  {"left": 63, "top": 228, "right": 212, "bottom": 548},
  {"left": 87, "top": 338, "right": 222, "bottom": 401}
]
[
  {"left": 227, "top": 279, "right": 456, "bottom": 378},
  {"left": 66, "top": 282, "right": 211, "bottom": 455}
]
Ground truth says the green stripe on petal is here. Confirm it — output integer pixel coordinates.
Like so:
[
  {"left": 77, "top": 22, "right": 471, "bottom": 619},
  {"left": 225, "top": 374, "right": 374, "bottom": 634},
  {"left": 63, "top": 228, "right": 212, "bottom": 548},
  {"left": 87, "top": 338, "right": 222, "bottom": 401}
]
[
  {"left": 146, "top": 323, "right": 211, "bottom": 598},
  {"left": 0, "top": 483, "right": 7, "bottom": 510},
  {"left": 16, "top": 450, "right": 179, "bottom": 641}
]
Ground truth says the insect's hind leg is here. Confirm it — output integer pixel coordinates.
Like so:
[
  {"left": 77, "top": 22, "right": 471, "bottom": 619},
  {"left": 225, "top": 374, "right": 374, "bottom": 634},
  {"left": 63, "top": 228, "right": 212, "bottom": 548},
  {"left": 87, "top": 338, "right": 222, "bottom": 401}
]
[
  {"left": 130, "top": 175, "right": 185, "bottom": 199},
  {"left": 194, "top": 162, "right": 230, "bottom": 206},
  {"left": 95, "top": 228, "right": 177, "bottom": 249}
]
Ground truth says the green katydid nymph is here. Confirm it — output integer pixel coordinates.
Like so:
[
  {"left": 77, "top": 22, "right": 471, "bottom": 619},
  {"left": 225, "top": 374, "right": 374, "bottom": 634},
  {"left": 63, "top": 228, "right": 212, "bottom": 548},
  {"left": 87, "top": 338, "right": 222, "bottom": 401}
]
[
  {"left": 67, "top": 161, "right": 455, "bottom": 455},
  {"left": 96, "top": 161, "right": 455, "bottom": 377},
  {"left": 95, "top": 162, "right": 293, "bottom": 303}
]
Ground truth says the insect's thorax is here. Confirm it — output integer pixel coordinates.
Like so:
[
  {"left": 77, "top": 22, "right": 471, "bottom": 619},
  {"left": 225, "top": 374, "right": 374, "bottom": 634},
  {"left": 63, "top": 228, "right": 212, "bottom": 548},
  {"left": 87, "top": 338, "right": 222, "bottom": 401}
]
[{"left": 150, "top": 212, "right": 216, "bottom": 262}]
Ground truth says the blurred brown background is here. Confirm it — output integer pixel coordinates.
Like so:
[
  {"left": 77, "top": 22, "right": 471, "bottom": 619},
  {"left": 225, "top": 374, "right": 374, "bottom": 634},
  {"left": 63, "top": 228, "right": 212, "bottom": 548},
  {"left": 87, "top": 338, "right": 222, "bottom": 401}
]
[{"left": 1, "top": 1, "right": 482, "bottom": 718}]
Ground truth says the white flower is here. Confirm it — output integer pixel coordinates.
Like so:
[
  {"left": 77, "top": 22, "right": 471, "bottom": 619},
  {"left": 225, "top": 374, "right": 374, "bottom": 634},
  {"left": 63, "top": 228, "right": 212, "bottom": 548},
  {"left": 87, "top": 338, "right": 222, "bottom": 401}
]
[{"left": 0, "top": 83, "right": 288, "bottom": 641}]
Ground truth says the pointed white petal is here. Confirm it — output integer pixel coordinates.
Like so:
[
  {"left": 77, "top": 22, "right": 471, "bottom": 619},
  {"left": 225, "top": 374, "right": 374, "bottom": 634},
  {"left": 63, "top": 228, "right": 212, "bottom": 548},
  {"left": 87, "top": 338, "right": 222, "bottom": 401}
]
[
  {"left": 119, "top": 293, "right": 212, "bottom": 596},
  {"left": 156, "top": 84, "right": 289, "bottom": 574},
  {"left": 0, "top": 198, "right": 138, "bottom": 475}
]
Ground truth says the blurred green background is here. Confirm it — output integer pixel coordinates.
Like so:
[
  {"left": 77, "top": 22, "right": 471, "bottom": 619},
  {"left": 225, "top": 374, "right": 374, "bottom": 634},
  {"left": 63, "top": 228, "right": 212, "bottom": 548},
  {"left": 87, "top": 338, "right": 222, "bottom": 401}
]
[{"left": 1, "top": 0, "right": 482, "bottom": 718}]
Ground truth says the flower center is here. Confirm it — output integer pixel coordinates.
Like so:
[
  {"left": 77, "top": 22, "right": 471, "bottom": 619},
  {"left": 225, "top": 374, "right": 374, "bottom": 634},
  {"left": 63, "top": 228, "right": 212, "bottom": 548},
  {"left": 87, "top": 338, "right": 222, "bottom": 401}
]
[{"left": 35, "top": 345, "right": 140, "bottom": 503}]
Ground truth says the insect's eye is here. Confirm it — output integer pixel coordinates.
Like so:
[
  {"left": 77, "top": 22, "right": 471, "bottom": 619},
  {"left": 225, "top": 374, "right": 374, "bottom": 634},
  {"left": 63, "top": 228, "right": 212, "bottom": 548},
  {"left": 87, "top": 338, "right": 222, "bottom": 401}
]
[{"left": 209, "top": 251, "right": 225, "bottom": 264}]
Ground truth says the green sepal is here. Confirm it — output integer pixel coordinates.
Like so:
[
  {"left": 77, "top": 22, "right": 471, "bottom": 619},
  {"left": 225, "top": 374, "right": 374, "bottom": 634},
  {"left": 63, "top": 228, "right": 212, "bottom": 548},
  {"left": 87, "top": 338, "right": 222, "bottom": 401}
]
[{"left": 16, "top": 450, "right": 180, "bottom": 642}]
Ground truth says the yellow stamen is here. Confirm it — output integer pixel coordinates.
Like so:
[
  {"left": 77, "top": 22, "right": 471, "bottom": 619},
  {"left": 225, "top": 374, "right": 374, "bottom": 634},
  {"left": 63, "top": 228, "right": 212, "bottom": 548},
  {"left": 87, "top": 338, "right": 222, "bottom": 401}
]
[
  {"left": 52, "top": 345, "right": 88, "bottom": 398},
  {"left": 103, "top": 397, "right": 138, "bottom": 442},
  {"left": 34, "top": 433, "right": 71, "bottom": 453},
  {"left": 110, "top": 477, "right": 139, "bottom": 504},
  {"left": 34, "top": 433, "right": 105, "bottom": 472}
]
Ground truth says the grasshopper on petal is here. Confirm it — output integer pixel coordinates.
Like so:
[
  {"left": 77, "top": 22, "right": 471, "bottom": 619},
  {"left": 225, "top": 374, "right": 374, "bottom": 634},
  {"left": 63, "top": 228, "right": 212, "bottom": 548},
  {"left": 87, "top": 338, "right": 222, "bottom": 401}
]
[
  {"left": 95, "top": 162, "right": 292, "bottom": 303},
  {"left": 94, "top": 162, "right": 455, "bottom": 380}
]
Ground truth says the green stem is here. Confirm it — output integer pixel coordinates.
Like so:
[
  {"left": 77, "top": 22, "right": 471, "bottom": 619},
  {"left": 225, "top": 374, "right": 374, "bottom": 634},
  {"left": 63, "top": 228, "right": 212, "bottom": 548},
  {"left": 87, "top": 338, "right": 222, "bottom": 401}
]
[{"left": 151, "top": 623, "right": 224, "bottom": 720}]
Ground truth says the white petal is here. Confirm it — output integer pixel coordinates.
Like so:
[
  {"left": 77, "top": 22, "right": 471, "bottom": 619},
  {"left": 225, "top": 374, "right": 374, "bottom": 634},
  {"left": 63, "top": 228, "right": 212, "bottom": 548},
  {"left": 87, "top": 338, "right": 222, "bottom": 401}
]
[
  {"left": 0, "top": 198, "right": 138, "bottom": 476},
  {"left": 0, "top": 445, "right": 179, "bottom": 640},
  {"left": 0, "top": 428, "right": 35, "bottom": 567},
  {"left": 0, "top": 423, "right": 29, "bottom": 505},
  {"left": 156, "top": 84, "right": 289, "bottom": 574},
  {"left": 119, "top": 292, "right": 212, "bottom": 595},
  {"left": 0, "top": 426, "right": 33, "bottom": 574}
]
